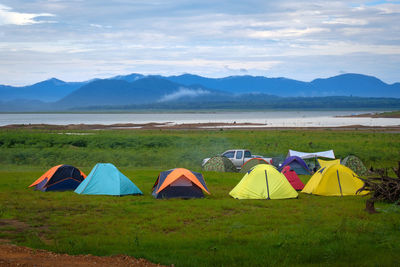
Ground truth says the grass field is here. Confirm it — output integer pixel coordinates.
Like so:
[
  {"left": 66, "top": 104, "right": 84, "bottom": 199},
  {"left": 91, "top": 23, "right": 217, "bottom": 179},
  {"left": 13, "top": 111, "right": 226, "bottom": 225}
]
[
  {"left": 1, "top": 128, "right": 399, "bottom": 168},
  {"left": 1, "top": 128, "right": 400, "bottom": 266}
]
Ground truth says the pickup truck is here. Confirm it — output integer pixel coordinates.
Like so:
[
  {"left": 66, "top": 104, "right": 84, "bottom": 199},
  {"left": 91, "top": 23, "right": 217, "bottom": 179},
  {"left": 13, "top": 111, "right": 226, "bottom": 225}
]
[{"left": 202, "top": 149, "right": 272, "bottom": 170}]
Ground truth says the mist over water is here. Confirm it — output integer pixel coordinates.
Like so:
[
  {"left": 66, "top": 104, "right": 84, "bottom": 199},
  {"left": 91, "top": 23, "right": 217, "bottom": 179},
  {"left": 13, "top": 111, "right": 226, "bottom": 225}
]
[{"left": 0, "top": 111, "right": 399, "bottom": 127}]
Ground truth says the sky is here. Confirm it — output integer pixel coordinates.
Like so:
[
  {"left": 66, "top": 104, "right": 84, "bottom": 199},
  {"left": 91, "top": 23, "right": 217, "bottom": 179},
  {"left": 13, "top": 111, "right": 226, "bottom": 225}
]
[{"left": 0, "top": 0, "right": 399, "bottom": 86}]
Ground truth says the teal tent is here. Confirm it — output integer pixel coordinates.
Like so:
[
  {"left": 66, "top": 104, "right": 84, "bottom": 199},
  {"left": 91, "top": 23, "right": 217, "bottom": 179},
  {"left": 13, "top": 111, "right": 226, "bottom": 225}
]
[{"left": 74, "top": 163, "right": 142, "bottom": 196}]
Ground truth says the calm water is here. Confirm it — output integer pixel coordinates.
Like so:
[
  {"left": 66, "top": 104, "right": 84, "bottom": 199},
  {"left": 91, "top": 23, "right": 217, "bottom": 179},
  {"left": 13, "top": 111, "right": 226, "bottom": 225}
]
[{"left": 0, "top": 111, "right": 399, "bottom": 127}]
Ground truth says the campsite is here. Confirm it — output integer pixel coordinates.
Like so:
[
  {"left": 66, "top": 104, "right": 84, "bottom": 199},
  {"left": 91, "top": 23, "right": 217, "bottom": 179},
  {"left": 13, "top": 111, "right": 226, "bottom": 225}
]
[
  {"left": 2, "top": 0, "right": 400, "bottom": 265},
  {"left": 1, "top": 127, "right": 400, "bottom": 266}
]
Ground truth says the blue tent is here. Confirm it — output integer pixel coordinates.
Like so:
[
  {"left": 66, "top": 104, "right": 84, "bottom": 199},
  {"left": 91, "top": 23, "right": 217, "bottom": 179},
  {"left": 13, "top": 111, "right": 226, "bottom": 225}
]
[
  {"left": 278, "top": 156, "right": 311, "bottom": 175},
  {"left": 74, "top": 163, "right": 142, "bottom": 196}
]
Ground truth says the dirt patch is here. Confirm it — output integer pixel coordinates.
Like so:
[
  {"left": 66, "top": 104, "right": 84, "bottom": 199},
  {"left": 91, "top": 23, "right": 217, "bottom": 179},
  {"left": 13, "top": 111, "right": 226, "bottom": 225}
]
[
  {"left": 0, "top": 244, "right": 167, "bottom": 267},
  {"left": 0, "top": 218, "right": 53, "bottom": 246},
  {"left": 0, "top": 219, "right": 31, "bottom": 233},
  {"left": 0, "top": 219, "right": 167, "bottom": 266},
  {"left": 0, "top": 123, "right": 166, "bottom": 130},
  {"left": 0, "top": 219, "right": 32, "bottom": 241}
]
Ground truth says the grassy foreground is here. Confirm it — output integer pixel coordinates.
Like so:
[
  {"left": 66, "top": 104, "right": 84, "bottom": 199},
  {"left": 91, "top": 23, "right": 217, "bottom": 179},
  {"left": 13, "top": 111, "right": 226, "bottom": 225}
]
[{"left": 1, "top": 128, "right": 400, "bottom": 266}]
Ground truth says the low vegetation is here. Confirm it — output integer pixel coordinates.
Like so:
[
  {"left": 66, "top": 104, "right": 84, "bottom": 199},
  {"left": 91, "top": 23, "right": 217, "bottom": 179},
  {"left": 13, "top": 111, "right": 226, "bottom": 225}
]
[
  {"left": 1, "top": 128, "right": 399, "bottom": 169},
  {"left": 1, "top": 128, "right": 400, "bottom": 266},
  {"left": 373, "top": 110, "right": 400, "bottom": 118}
]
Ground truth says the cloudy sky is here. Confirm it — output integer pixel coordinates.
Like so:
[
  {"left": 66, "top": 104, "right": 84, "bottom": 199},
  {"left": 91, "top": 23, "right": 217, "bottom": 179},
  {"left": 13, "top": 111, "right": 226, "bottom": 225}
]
[{"left": 0, "top": 0, "right": 399, "bottom": 85}]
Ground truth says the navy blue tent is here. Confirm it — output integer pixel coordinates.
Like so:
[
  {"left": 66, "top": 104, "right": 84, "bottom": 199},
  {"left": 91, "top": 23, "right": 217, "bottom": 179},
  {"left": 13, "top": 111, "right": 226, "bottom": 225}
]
[
  {"left": 152, "top": 168, "right": 210, "bottom": 199},
  {"left": 29, "top": 165, "right": 86, "bottom": 191},
  {"left": 279, "top": 156, "right": 311, "bottom": 175}
]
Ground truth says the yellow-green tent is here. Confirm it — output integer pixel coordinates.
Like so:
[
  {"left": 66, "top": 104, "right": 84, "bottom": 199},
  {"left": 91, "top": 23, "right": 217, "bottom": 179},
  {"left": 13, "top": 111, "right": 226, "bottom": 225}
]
[
  {"left": 302, "top": 164, "right": 368, "bottom": 196},
  {"left": 317, "top": 159, "right": 340, "bottom": 169},
  {"left": 229, "top": 165, "right": 298, "bottom": 200}
]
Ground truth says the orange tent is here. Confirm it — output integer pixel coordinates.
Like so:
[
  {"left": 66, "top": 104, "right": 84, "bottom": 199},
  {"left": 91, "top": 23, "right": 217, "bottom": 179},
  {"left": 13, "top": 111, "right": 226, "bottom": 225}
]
[
  {"left": 152, "top": 168, "right": 210, "bottom": 199},
  {"left": 29, "top": 165, "right": 86, "bottom": 191}
]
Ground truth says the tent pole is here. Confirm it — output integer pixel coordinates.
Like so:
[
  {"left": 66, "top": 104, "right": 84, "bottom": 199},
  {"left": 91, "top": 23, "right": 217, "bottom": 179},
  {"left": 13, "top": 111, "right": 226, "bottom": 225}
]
[
  {"left": 314, "top": 156, "right": 316, "bottom": 173},
  {"left": 265, "top": 170, "right": 270, "bottom": 200}
]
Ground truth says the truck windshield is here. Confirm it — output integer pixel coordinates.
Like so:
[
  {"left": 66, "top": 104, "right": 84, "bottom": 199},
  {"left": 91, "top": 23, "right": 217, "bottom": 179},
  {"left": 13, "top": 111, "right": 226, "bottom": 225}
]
[
  {"left": 236, "top": 151, "right": 243, "bottom": 159},
  {"left": 244, "top": 151, "right": 251, "bottom": 158}
]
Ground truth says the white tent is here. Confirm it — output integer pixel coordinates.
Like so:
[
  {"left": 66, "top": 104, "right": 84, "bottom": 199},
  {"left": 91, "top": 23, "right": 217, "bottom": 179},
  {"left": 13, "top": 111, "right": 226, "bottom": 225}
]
[{"left": 287, "top": 149, "right": 335, "bottom": 159}]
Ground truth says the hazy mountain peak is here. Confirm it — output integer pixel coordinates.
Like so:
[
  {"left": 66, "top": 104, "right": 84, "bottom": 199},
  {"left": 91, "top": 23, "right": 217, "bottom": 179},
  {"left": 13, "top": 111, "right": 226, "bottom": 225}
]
[
  {"left": 110, "top": 73, "right": 145, "bottom": 82},
  {"left": 42, "top": 78, "right": 66, "bottom": 85}
]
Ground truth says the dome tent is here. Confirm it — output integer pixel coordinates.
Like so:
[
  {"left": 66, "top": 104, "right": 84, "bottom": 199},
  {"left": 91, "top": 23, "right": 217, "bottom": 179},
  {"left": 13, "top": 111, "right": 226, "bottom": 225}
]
[
  {"left": 29, "top": 165, "right": 86, "bottom": 191},
  {"left": 203, "top": 156, "right": 237, "bottom": 172},
  {"left": 317, "top": 159, "right": 341, "bottom": 169},
  {"left": 152, "top": 168, "right": 210, "bottom": 199},
  {"left": 279, "top": 156, "right": 311, "bottom": 175},
  {"left": 74, "top": 163, "right": 142, "bottom": 196},
  {"left": 230, "top": 165, "right": 298, "bottom": 200},
  {"left": 302, "top": 164, "right": 368, "bottom": 196},
  {"left": 281, "top": 166, "right": 304, "bottom": 190},
  {"left": 341, "top": 155, "right": 368, "bottom": 176},
  {"left": 240, "top": 158, "right": 269, "bottom": 173}
]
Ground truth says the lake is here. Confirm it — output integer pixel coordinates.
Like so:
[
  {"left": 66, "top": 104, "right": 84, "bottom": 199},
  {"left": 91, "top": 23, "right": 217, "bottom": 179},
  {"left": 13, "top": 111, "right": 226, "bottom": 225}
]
[{"left": 0, "top": 111, "right": 399, "bottom": 127}]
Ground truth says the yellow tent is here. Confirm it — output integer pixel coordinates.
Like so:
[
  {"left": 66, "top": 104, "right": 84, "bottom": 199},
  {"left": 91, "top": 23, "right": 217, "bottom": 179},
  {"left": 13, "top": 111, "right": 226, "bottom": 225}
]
[
  {"left": 229, "top": 164, "right": 298, "bottom": 200},
  {"left": 302, "top": 164, "right": 368, "bottom": 196},
  {"left": 317, "top": 159, "right": 340, "bottom": 169}
]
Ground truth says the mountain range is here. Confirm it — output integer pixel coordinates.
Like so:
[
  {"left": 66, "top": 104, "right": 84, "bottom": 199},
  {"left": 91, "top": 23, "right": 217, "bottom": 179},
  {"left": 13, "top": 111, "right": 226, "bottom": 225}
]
[
  {"left": 0, "top": 78, "right": 86, "bottom": 102},
  {"left": 0, "top": 73, "right": 399, "bottom": 111}
]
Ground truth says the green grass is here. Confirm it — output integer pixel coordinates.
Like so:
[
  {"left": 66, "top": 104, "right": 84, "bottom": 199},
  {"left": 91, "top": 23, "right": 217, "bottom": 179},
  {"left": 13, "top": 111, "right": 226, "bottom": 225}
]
[
  {"left": 1, "top": 129, "right": 400, "bottom": 266},
  {"left": 374, "top": 110, "right": 400, "bottom": 118},
  {"left": 1, "top": 128, "right": 399, "bottom": 168},
  {"left": 1, "top": 169, "right": 400, "bottom": 266}
]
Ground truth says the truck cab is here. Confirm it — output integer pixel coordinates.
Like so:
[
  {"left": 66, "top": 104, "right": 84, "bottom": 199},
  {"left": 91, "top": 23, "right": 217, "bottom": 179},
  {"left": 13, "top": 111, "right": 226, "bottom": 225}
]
[
  {"left": 221, "top": 149, "right": 253, "bottom": 169},
  {"left": 202, "top": 149, "right": 271, "bottom": 170}
]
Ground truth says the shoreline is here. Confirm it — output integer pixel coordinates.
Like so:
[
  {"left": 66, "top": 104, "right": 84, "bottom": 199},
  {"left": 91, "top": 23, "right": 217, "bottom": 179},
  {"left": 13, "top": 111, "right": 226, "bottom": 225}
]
[
  {"left": 338, "top": 110, "right": 400, "bottom": 118},
  {"left": 2, "top": 122, "right": 400, "bottom": 132}
]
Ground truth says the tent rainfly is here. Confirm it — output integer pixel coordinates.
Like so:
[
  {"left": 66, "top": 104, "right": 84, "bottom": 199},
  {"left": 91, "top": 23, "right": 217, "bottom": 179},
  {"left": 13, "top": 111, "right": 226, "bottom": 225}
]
[
  {"left": 152, "top": 168, "right": 210, "bottom": 199},
  {"left": 318, "top": 159, "right": 341, "bottom": 169},
  {"left": 279, "top": 156, "right": 311, "bottom": 175},
  {"left": 202, "top": 156, "right": 237, "bottom": 173},
  {"left": 229, "top": 164, "right": 298, "bottom": 200},
  {"left": 281, "top": 166, "right": 305, "bottom": 190},
  {"left": 29, "top": 165, "right": 86, "bottom": 191},
  {"left": 301, "top": 164, "right": 368, "bottom": 196},
  {"left": 74, "top": 163, "right": 142, "bottom": 196},
  {"left": 240, "top": 158, "right": 270, "bottom": 173},
  {"left": 287, "top": 149, "right": 335, "bottom": 159}
]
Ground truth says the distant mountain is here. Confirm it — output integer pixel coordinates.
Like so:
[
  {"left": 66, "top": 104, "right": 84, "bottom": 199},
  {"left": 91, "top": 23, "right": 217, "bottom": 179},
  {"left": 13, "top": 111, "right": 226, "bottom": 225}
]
[
  {"left": 109, "top": 73, "right": 145, "bottom": 82},
  {"left": 1, "top": 73, "right": 400, "bottom": 112},
  {"left": 310, "top": 73, "right": 400, "bottom": 97},
  {"left": 55, "top": 76, "right": 227, "bottom": 109},
  {"left": 0, "top": 78, "right": 86, "bottom": 102},
  {"left": 165, "top": 73, "right": 400, "bottom": 98},
  {"left": 165, "top": 74, "right": 311, "bottom": 95}
]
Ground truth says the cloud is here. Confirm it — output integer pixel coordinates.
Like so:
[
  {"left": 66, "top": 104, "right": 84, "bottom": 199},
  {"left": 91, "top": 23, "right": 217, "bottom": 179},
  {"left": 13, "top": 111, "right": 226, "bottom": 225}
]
[
  {"left": 247, "top": 27, "right": 330, "bottom": 39},
  {"left": 158, "top": 87, "right": 211, "bottom": 102},
  {"left": 224, "top": 65, "right": 249, "bottom": 73},
  {"left": 0, "top": 4, "right": 55, "bottom": 26},
  {"left": 90, "top": 23, "right": 112, "bottom": 29},
  {"left": 0, "top": 0, "right": 399, "bottom": 85},
  {"left": 322, "top": 18, "right": 368, "bottom": 25}
]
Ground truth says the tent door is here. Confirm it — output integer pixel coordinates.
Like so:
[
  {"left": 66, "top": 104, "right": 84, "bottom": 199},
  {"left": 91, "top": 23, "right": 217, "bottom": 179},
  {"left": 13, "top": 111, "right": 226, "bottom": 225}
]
[{"left": 170, "top": 176, "right": 192, "bottom": 187}]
